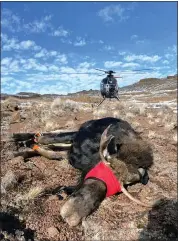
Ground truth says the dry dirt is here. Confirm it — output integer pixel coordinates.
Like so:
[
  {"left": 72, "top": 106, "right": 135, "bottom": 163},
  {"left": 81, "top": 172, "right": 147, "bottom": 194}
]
[{"left": 1, "top": 80, "right": 178, "bottom": 241}]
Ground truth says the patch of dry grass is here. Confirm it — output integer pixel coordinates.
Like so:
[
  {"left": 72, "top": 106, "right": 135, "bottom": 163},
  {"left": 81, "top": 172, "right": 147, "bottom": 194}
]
[
  {"left": 147, "top": 131, "right": 156, "bottom": 139},
  {"left": 163, "top": 113, "right": 177, "bottom": 131},
  {"left": 148, "top": 120, "right": 155, "bottom": 125},
  {"left": 147, "top": 113, "right": 154, "bottom": 119},
  {"left": 132, "top": 121, "right": 140, "bottom": 129},
  {"left": 51, "top": 98, "right": 80, "bottom": 113},
  {"left": 172, "top": 133, "right": 178, "bottom": 144},
  {"left": 14, "top": 186, "right": 44, "bottom": 209},
  {"left": 126, "top": 112, "right": 135, "bottom": 119},
  {"left": 93, "top": 108, "right": 109, "bottom": 119}
]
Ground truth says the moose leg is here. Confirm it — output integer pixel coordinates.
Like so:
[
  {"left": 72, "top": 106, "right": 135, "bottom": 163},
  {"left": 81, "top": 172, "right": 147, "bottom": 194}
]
[
  {"left": 12, "top": 131, "right": 77, "bottom": 147},
  {"left": 35, "top": 132, "right": 76, "bottom": 145},
  {"left": 60, "top": 178, "right": 106, "bottom": 227}
]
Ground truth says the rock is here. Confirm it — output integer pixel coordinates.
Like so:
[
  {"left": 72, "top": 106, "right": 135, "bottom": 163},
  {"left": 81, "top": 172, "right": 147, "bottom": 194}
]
[
  {"left": 47, "top": 226, "right": 59, "bottom": 238},
  {"left": 1, "top": 170, "right": 18, "bottom": 193},
  {"left": 10, "top": 111, "right": 21, "bottom": 123}
]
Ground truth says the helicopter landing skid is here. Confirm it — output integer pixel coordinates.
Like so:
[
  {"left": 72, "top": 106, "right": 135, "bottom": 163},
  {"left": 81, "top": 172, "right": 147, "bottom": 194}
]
[
  {"left": 114, "top": 95, "right": 120, "bottom": 101},
  {"left": 96, "top": 97, "right": 106, "bottom": 107},
  {"left": 96, "top": 95, "right": 120, "bottom": 107}
]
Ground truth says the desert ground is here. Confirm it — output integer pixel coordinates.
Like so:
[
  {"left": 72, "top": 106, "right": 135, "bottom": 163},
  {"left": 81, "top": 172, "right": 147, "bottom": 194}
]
[{"left": 1, "top": 76, "right": 178, "bottom": 241}]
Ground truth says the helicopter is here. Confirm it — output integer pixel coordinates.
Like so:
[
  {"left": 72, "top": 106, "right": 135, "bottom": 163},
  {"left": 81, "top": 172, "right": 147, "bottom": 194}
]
[
  {"left": 93, "top": 68, "right": 153, "bottom": 107},
  {"left": 95, "top": 68, "right": 121, "bottom": 107},
  {"left": 58, "top": 67, "right": 153, "bottom": 107}
]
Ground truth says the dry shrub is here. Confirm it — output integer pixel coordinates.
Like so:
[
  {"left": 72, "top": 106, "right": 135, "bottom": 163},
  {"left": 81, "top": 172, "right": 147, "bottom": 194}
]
[
  {"left": 126, "top": 112, "right": 135, "bottom": 119},
  {"left": 154, "top": 118, "right": 161, "bottom": 123},
  {"left": 45, "top": 120, "right": 61, "bottom": 132},
  {"left": 13, "top": 186, "right": 44, "bottom": 210},
  {"left": 163, "top": 113, "right": 177, "bottom": 131},
  {"left": 148, "top": 119, "right": 155, "bottom": 125},
  {"left": 129, "top": 106, "right": 140, "bottom": 115},
  {"left": 117, "top": 102, "right": 147, "bottom": 117},
  {"left": 51, "top": 98, "right": 81, "bottom": 113},
  {"left": 93, "top": 108, "right": 108, "bottom": 119},
  {"left": 172, "top": 133, "right": 177, "bottom": 144},
  {"left": 157, "top": 110, "right": 164, "bottom": 117},
  {"left": 132, "top": 121, "right": 140, "bottom": 129},
  {"left": 112, "top": 110, "right": 120, "bottom": 118},
  {"left": 138, "top": 103, "right": 148, "bottom": 116},
  {"left": 147, "top": 131, "right": 156, "bottom": 139},
  {"left": 147, "top": 113, "right": 154, "bottom": 119}
]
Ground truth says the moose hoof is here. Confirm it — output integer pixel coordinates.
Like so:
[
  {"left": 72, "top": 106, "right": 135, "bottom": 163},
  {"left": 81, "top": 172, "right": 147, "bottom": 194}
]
[{"left": 60, "top": 198, "right": 82, "bottom": 227}]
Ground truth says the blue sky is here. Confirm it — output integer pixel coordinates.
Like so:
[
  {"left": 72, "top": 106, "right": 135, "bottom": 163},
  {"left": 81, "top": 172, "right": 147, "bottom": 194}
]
[{"left": 1, "top": 1, "right": 177, "bottom": 94}]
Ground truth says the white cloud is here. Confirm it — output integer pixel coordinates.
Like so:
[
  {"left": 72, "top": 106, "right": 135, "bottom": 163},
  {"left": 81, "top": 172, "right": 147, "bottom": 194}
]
[
  {"left": 34, "top": 49, "right": 47, "bottom": 58},
  {"left": 104, "top": 61, "right": 122, "bottom": 68},
  {"left": 1, "top": 8, "right": 21, "bottom": 32},
  {"left": 118, "top": 51, "right": 127, "bottom": 56},
  {"left": 124, "top": 54, "right": 161, "bottom": 63},
  {"left": 2, "top": 35, "right": 41, "bottom": 52},
  {"left": 78, "top": 62, "right": 95, "bottom": 69},
  {"left": 119, "top": 70, "right": 164, "bottom": 87},
  {"left": 131, "top": 34, "right": 138, "bottom": 40},
  {"left": 168, "top": 45, "right": 177, "bottom": 54},
  {"left": 61, "top": 39, "right": 73, "bottom": 44},
  {"left": 50, "top": 26, "right": 69, "bottom": 37},
  {"left": 2, "top": 76, "right": 15, "bottom": 84},
  {"left": 122, "top": 62, "right": 140, "bottom": 68},
  {"left": 19, "top": 40, "right": 36, "bottom": 50},
  {"left": 48, "top": 65, "right": 60, "bottom": 72},
  {"left": 104, "top": 61, "right": 140, "bottom": 69},
  {"left": 136, "top": 40, "right": 145, "bottom": 44},
  {"left": 165, "top": 45, "right": 177, "bottom": 60},
  {"left": 74, "top": 37, "right": 86, "bottom": 46},
  {"left": 55, "top": 54, "right": 68, "bottom": 64},
  {"left": 1, "top": 57, "right": 12, "bottom": 66},
  {"left": 98, "top": 4, "right": 129, "bottom": 22},
  {"left": 99, "top": 40, "right": 104, "bottom": 44},
  {"left": 130, "top": 34, "right": 146, "bottom": 44},
  {"left": 8, "top": 60, "right": 20, "bottom": 72},
  {"left": 23, "top": 15, "right": 53, "bottom": 33},
  {"left": 163, "top": 60, "right": 169, "bottom": 65},
  {"left": 34, "top": 49, "right": 58, "bottom": 58},
  {"left": 104, "top": 45, "right": 114, "bottom": 51},
  {"left": 2, "top": 8, "right": 70, "bottom": 37}
]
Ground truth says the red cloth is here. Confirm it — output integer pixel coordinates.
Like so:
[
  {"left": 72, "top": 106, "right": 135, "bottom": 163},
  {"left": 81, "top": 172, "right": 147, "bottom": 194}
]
[{"left": 84, "top": 161, "right": 122, "bottom": 197}]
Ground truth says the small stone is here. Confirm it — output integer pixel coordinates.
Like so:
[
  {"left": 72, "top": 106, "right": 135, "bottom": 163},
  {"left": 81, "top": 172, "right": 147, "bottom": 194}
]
[
  {"left": 1, "top": 170, "right": 17, "bottom": 190},
  {"left": 47, "top": 226, "right": 59, "bottom": 238}
]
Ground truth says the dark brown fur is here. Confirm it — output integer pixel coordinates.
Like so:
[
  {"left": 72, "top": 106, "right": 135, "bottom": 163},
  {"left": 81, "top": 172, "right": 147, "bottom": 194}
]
[{"left": 99, "top": 125, "right": 160, "bottom": 207}]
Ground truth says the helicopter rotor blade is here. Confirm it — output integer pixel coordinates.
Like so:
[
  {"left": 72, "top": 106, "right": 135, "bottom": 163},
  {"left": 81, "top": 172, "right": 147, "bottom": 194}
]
[
  {"left": 95, "top": 68, "right": 107, "bottom": 73},
  {"left": 114, "top": 68, "right": 154, "bottom": 74},
  {"left": 59, "top": 72, "right": 94, "bottom": 75}
]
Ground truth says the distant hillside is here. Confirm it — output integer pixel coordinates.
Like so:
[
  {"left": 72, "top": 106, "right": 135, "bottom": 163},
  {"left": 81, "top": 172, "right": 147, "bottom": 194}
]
[
  {"left": 67, "top": 89, "right": 99, "bottom": 97},
  {"left": 119, "top": 74, "right": 177, "bottom": 93}
]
